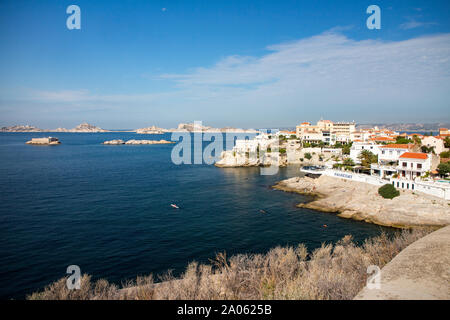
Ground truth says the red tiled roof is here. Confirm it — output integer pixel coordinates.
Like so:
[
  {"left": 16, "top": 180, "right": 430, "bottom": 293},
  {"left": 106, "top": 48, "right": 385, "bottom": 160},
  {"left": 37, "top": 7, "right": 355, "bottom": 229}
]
[
  {"left": 370, "top": 136, "right": 395, "bottom": 141},
  {"left": 380, "top": 144, "right": 412, "bottom": 149},
  {"left": 399, "top": 152, "right": 428, "bottom": 160}
]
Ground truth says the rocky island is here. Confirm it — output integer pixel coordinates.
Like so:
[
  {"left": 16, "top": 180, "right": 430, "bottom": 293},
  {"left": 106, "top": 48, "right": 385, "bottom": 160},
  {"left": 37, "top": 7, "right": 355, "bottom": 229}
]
[
  {"left": 2, "top": 123, "right": 108, "bottom": 133},
  {"left": 103, "top": 139, "right": 174, "bottom": 145},
  {"left": 135, "top": 123, "right": 259, "bottom": 134},
  {"left": 273, "top": 175, "right": 450, "bottom": 228},
  {"left": 53, "top": 123, "right": 108, "bottom": 133},
  {"left": 1, "top": 125, "right": 44, "bottom": 132}
]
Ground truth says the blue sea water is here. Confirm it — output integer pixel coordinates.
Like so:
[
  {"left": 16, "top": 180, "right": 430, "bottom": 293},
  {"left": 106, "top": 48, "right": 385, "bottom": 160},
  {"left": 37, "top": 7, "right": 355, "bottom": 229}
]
[{"left": 0, "top": 132, "right": 395, "bottom": 299}]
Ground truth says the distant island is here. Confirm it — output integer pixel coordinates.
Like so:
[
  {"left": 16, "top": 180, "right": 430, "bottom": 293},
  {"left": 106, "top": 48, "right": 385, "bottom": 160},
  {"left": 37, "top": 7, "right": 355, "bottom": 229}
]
[
  {"left": 1, "top": 122, "right": 259, "bottom": 133},
  {"left": 1, "top": 122, "right": 107, "bottom": 133},
  {"left": 136, "top": 122, "right": 259, "bottom": 134},
  {"left": 357, "top": 123, "right": 450, "bottom": 133}
]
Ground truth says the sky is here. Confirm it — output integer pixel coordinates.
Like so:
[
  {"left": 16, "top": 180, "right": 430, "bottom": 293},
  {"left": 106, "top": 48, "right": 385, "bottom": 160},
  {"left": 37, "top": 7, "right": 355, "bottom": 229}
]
[{"left": 0, "top": 0, "right": 449, "bottom": 129}]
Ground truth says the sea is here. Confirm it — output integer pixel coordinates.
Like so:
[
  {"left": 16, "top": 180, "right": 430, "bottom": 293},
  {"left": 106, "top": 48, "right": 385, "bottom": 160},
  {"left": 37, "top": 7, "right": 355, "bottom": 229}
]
[{"left": 0, "top": 132, "right": 395, "bottom": 299}]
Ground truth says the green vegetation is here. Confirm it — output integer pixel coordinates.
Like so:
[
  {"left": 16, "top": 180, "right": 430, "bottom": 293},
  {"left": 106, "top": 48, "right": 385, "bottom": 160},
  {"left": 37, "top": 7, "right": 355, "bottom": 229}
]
[
  {"left": 412, "top": 135, "right": 422, "bottom": 145},
  {"left": 279, "top": 148, "right": 286, "bottom": 154},
  {"left": 27, "top": 230, "right": 430, "bottom": 300},
  {"left": 421, "top": 146, "right": 435, "bottom": 154},
  {"left": 358, "top": 150, "right": 378, "bottom": 168},
  {"left": 378, "top": 184, "right": 400, "bottom": 199},
  {"left": 304, "top": 152, "right": 312, "bottom": 160},
  {"left": 342, "top": 144, "right": 351, "bottom": 155},
  {"left": 438, "top": 163, "right": 450, "bottom": 176},
  {"left": 289, "top": 135, "right": 297, "bottom": 140},
  {"left": 395, "top": 136, "right": 413, "bottom": 144},
  {"left": 342, "top": 158, "right": 355, "bottom": 166},
  {"left": 440, "top": 151, "right": 450, "bottom": 159},
  {"left": 444, "top": 137, "right": 450, "bottom": 148}
]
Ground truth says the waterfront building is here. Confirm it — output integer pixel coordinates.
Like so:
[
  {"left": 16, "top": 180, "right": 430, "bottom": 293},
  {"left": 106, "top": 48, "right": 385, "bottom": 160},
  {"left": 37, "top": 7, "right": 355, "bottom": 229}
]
[
  {"left": 350, "top": 141, "right": 381, "bottom": 164},
  {"left": 397, "top": 152, "right": 431, "bottom": 180}
]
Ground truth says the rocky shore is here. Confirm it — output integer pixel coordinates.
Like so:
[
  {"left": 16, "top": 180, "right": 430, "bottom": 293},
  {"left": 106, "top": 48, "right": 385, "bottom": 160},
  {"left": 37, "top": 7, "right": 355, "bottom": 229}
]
[
  {"left": 103, "top": 139, "right": 174, "bottom": 145},
  {"left": 273, "top": 175, "right": 450, "bottom": 228}
]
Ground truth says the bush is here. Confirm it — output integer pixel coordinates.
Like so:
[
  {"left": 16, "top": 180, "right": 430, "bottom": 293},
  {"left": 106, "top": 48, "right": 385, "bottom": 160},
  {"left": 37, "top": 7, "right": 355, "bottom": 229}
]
[
  {"left": 28, "top": 229, "right": 431, "bottom": 300},
  {"left": 378, "top": 184, "right": 400, "bottom": 199},
  {"left": 304, "top": 152, "right": 312, "bottom": 160},
  {"left": 440, "top": 151, "right": 450, "bottom": 159}
]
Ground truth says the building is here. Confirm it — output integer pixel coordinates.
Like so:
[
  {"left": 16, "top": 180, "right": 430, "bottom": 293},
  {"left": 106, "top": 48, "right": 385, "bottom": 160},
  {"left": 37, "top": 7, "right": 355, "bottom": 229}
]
[
  {"left": 378, "top": 144, "right": 414, "bottom": 163},
  {"left": 422, "top": 136, "right": 448, "bottom": 155},
  {"left": 370, "top": 144, "right": 414, "bottom": 179},
  {"left": 350, "top": 141, "right": 381, "bottom": 164},
  {"left": 332, "top": 122, "right": 356, "bottom": 136},
  {"left": 295, "top": 120, "right": 356, "bottom": 145},
  {"left": 397, "top": 152, "right": 431, "bottom": 180},
  {"left": 26, "top": 137, "right": 60, "bottom": 145},
  {"left": 369, "top": 136, "right": 396, "bottom": 143},
  {"left": 439, "top": 128, "right": 450, "bottom": 136}
]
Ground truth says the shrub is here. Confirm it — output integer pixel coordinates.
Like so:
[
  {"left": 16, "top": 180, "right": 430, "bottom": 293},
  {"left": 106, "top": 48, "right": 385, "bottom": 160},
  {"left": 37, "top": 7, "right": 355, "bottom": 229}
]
[
  {"left": 28, "top": 229, "right": 430, "bottom": 300},
  {"left": 440, "top": 151, "right": 450, "bottom": 159},
  {"left": 378, "top": 184, "right": 400, "bottom": 199},
  {"left": 304, "top": 152, "right": 312, "bottom": 160}
]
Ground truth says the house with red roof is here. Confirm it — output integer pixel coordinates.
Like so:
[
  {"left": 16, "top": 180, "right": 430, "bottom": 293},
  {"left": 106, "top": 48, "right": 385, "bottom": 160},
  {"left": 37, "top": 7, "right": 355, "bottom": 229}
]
[{"left": 397, "top": 152, "right": 431, "bottom": 180}]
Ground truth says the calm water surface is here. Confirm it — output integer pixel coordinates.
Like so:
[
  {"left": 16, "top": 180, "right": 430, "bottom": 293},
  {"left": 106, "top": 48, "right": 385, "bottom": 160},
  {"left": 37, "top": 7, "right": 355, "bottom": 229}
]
[{"left": 0, "top": 132, "right": 395, "bottom": 299}]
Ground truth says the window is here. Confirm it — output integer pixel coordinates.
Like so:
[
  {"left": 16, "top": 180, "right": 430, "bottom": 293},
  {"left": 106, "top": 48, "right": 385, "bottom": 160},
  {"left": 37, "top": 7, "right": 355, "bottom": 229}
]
[
  {"left": 402, "top": 183, "right": 404, "bottom": 188},
  {"left": 412, "top": 184, "right": 414, "bottom": 190},
  {"left": 403, "top": 162, "right": 407, "bottom": 167},
  {"left": 417, "top": 163, "right": 422, "bottom": 169},
  {"left": 411, "top": 163, "right": 413, "bottom": 168}
]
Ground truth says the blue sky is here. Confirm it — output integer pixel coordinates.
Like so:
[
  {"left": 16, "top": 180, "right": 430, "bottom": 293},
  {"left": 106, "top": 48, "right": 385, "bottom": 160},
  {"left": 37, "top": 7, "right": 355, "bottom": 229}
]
[{"left": 0, "top": 0, "right": 449, "bottom": 129}]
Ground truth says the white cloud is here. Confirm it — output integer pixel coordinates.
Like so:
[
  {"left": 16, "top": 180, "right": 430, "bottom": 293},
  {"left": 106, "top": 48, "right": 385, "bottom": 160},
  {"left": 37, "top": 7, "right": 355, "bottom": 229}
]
[
  {"left": 4, "top": 30, "right": 450, "bottom": 126},
  {"left": 399, "top": 19, "right": 437, "bottom": 30}
]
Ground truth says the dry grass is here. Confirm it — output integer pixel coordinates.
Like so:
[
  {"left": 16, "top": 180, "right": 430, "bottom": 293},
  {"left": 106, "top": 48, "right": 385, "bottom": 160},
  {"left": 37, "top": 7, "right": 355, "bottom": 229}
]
[{"left": 27, "top": 228, "right": 431, "bottom": 300}]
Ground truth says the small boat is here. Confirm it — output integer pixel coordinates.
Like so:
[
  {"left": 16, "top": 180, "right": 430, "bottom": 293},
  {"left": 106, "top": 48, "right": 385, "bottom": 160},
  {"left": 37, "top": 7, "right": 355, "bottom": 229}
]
[
  {"left": 322, "top": 224, "right": 328, "bottom": 228},
  {"left": 170, "top": 204, "right": 179, "bottom": 209},
  {"left": 259, "top": 209, "right": 267, "bottom": 214}
]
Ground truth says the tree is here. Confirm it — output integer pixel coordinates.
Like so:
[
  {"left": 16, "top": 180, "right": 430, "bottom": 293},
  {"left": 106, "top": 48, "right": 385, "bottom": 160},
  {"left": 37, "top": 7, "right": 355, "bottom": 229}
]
[
  {"left": 304, "top": 152, "right": 312, "bottom": 160},
  {"left": 342, "top": 144, "right": 351, "bottom": 155},
  {"left": 412, "top": 135, "right": 421, "bottom": 145},
  {"left": 396, "top": 136, "right": 412, "bottom": 144},
  {"left": 421, "top": 146, "right": 435, "bottom": 154},
  {"left": 444, "top": 137, "right": 450, "bottom": 148},
  {"left": 440, "top": 151, "right": 450, "bottom": 159},
  {"left": 438, "top": 163, "right": 450, "bottom": 176},
  {"left": 342, "top": 158, "right": 355, "bottom": 166},
  {"left": 358, "top": 150, "right": 378, "bottom": 167}
]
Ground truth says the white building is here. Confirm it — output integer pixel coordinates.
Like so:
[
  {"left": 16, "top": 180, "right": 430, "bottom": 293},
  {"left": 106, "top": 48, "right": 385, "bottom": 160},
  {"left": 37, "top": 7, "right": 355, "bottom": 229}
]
[
  {"left": 350, "top": 141, "right": 381, "bottom": 164},
  {"left": 378, "top": 144, "right": 414, "bottom": 163},
  {"left": 422, "top": 136, "right": 448, "bottom": 155},
  {"left": 397, "top": 152, "right": 431, "bottom": 180}
]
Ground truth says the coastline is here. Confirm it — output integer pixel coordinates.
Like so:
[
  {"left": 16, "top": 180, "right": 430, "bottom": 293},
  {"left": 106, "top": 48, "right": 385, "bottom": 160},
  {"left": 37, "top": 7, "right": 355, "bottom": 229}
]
[{"left": 273, "top": 175, "right": 450, "bottom": 229}]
